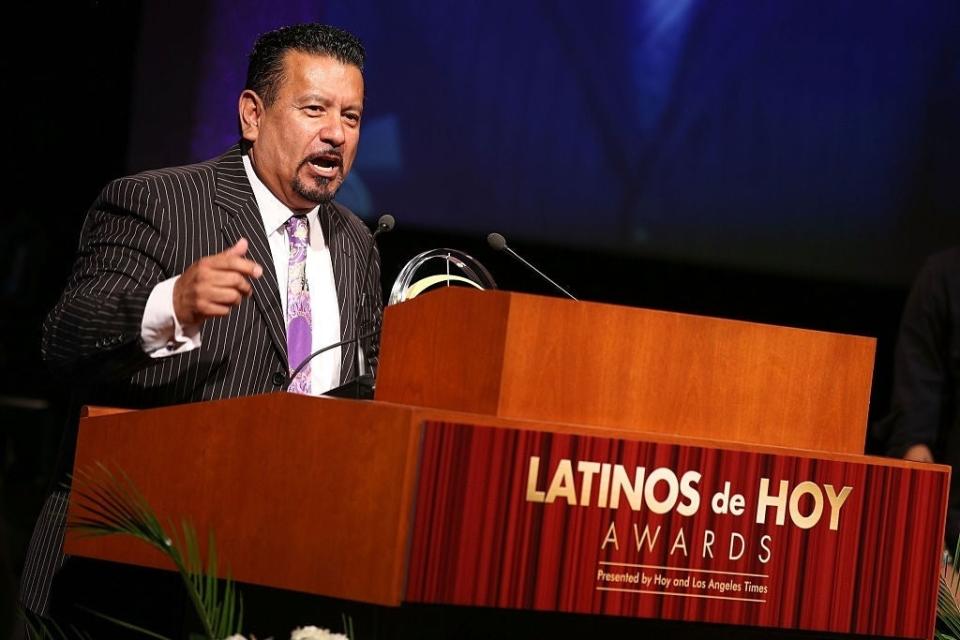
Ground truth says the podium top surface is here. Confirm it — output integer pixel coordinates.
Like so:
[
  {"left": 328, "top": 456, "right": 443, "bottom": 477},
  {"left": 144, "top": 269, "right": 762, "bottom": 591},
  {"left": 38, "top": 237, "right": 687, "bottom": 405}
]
[{"left": 375, "top": 288, "right": 876, "bottom": 454}]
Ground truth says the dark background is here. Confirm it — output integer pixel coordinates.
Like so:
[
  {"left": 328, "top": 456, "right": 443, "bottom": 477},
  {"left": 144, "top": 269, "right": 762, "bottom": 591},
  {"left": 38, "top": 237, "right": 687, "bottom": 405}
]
[
  {"left": 126, "top": 0, "right": 960, "bottom": 285},
  {"left": 1, "top": 0, "right": 957, "bottom": 631}
]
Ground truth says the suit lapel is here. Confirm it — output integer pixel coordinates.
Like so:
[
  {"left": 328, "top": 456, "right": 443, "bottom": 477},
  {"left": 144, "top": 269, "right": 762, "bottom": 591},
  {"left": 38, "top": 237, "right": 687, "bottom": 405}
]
[{"left": 214, "top": 146, "right": 287, "bottom": 367}]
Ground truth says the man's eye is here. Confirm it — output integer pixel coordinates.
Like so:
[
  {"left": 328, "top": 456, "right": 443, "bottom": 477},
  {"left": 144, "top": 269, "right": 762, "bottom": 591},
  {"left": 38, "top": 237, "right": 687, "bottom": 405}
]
[
  {"left": 344, "top": 113, "right": 361, "bottom": 126},
  {"left": 303, "top": 105, "right": 323, "bottom": 114}
]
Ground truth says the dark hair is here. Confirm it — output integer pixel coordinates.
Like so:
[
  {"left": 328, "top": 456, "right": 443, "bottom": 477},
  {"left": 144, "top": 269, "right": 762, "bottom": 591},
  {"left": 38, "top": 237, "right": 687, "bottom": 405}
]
[{"left": 245, "top": 24, "right": 365, "bottom": 106}]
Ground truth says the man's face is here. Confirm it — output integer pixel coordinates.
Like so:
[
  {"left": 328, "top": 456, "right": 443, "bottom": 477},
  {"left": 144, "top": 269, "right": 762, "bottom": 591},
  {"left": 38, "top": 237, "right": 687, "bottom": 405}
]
[{"left": 243, "top": 51, "right": 363, "bottom": 211}]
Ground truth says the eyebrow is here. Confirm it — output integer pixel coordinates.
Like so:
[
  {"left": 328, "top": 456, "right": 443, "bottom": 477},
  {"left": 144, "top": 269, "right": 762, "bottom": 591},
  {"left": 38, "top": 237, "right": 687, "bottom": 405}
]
[
  {"left": 297, "top": 93, "right": 332, "bottom": 104},
  {"left": 296, "top": 93, "right": 364, "bottom": 112}
]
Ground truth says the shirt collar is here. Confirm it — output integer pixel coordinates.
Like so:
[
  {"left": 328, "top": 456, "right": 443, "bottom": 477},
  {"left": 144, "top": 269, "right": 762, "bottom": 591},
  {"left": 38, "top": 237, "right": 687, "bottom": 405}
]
[{"left": 241, "top": 153, "right": 319, "bottom": 236}]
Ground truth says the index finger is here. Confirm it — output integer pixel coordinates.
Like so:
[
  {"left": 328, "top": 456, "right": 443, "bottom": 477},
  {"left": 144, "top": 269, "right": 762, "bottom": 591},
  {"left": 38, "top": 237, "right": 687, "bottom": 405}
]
[{"left": 212, "top": 254, "right": 264, "bottom": 278}]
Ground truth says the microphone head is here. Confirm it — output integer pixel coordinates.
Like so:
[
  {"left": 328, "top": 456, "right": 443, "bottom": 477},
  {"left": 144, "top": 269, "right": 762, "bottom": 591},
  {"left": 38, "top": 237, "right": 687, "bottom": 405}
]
[
  {"left": 377, "top": 214, "right": 396, "bottom": 232},
  {"left": 487, "top": 232, "right": 507, "bottom": 251}
]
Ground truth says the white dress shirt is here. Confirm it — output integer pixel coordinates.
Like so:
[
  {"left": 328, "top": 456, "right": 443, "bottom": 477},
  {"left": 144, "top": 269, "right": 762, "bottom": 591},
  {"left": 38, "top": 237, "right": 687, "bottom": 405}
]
[{"left": 140, "top": 155, "right": 342, "bottom": 394}]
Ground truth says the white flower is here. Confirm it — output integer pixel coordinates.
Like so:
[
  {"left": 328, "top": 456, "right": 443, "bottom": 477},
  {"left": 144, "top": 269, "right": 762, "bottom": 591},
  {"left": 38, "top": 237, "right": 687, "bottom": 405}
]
[
  {"left": 290, "top": 626, "right": 348, "bottom": 640},
  {"left": 222, "top": 636, "right": 247, "bottom": 640}
]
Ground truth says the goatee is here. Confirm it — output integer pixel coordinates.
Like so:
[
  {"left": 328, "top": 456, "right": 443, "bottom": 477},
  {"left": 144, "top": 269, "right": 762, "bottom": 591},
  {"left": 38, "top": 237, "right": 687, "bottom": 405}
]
[{"left": 293, "top": 174, "right": 336, "bottom": 204}]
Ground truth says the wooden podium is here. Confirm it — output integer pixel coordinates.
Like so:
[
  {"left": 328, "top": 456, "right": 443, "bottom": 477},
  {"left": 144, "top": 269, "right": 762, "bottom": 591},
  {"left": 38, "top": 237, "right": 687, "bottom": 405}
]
[{"left": 65, "top": 288, "right": 948, "bottom": 639}]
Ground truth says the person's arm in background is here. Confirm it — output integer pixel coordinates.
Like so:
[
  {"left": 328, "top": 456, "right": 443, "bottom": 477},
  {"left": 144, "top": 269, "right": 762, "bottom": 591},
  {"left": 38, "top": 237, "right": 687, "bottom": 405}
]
[{"left": 883, "top": 254, "right": 953, "bottom": 463}]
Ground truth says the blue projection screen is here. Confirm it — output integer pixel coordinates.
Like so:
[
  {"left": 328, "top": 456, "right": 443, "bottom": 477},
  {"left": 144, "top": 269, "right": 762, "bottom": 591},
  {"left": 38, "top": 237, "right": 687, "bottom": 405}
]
[{"left": 127, "top": 1, "right": 960, "bottom": 284}]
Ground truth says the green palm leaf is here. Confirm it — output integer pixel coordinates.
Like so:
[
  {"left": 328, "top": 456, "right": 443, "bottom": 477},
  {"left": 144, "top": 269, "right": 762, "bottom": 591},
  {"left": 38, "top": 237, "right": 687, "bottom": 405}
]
[
  {"left": 70, "top": 463, "right": 243, "bottom": 640},
  {"left": 938, "top": 541, "right": 960, "bottom": 640}
]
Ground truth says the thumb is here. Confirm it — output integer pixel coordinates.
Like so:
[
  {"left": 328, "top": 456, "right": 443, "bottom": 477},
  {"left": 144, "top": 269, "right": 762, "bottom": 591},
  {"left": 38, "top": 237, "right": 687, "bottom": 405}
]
[{"left": 226, "top": 238, "right": 249, "bottom": 256}]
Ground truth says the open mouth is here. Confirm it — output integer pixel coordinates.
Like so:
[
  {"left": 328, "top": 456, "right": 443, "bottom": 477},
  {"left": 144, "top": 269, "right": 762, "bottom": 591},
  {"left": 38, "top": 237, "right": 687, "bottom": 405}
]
[{"left": 307, "top": 153, "right": 342, "bottom": 177}]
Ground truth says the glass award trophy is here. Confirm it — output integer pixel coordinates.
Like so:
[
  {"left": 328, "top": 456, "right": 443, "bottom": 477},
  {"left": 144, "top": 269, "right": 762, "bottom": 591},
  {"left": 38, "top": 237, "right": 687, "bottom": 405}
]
[{"left": 388, "top": 248, "right": 497, "bottom": 305}]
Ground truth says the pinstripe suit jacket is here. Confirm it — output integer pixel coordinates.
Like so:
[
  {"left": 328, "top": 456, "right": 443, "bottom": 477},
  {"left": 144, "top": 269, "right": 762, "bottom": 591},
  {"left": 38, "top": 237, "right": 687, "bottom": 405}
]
[{"left": 42, "top": 144, "right": 382, "bottom": 408}]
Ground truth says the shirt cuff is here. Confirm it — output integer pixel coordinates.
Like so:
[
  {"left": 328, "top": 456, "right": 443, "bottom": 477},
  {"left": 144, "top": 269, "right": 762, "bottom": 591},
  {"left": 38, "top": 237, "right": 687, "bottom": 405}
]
[{"left": 141, "top": 276, "right": 202, "bottom": 357}]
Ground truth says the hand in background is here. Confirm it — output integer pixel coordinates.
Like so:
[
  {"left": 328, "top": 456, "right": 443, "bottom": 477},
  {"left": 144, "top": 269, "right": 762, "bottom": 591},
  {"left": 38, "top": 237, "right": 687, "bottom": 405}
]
[{"left": 903, "top": 443, "right": 935, "bottom": 463}]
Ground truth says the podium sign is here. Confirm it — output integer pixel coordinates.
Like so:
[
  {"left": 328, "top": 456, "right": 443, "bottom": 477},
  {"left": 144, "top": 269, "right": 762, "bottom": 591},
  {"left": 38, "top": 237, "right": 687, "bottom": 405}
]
[{"left": 405, "top": 421, "right": 948, "bottom": 639}]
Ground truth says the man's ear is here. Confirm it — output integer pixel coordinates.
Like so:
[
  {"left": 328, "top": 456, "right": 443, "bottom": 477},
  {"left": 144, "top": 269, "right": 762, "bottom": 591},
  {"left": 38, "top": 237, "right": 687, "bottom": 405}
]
[{"left": 238, "top": 90, "right": 263, "bottom": 142}]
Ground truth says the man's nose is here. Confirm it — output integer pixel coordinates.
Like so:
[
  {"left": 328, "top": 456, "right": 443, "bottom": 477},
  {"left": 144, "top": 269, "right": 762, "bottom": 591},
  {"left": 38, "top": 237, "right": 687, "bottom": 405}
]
[{"left": 320, "top": 116, "right": 346, "bottom": 147}]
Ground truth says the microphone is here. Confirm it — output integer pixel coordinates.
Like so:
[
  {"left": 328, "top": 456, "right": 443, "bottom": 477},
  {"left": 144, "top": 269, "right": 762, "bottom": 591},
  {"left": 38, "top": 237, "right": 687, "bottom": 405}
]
[
  {"left": 357, "top": 213, "right": 395, "bottom": 351},
  {"left": 487, "top": 232, "right": 578, "bottom": 301},
  {"left": 374, "top": 213, "right": 396, "bottom": 234},
  {"left": 345, "top": 213, "right": 395, "bottom": 397}
]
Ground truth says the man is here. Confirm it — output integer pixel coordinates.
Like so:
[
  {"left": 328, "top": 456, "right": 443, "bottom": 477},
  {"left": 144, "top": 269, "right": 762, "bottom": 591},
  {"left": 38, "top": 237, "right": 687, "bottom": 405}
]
[
  {"left": 876, "top": 247, "right": 960, "bottom": 547},
  {"left": 20, "top": 23, "right": 382, "bottom": 620},
  {"left": 44, "top": 23, "right": 378, "bottom": 404}
]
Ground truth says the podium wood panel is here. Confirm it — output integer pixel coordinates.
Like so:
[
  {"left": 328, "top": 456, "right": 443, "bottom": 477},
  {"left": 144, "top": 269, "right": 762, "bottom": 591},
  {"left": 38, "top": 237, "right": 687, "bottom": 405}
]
[
  {"left": 66, "top": 394, "right": 423, "bottom": 605},
  {"left": 64, "top": 394, "right": 947, "bottom": 638},
  {"left": 374, "top": 288, "right": 875, "bottom": 454}
]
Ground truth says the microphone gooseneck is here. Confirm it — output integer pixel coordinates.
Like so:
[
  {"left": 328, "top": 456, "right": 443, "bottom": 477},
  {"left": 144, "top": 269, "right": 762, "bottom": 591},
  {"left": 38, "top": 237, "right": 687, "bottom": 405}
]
[
  {"left": 347, "top": 213, "right": 396, "bottom": 396},
  {"left": 283, "top": 329, "right": 381, "bottom": 392},
  {"left": 486, "top": 232, "right": 578, "bottom": 301}
]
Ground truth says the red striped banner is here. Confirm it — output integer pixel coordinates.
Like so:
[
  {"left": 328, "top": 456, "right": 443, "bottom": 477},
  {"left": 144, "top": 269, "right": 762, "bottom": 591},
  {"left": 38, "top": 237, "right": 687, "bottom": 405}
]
[{"left": 404, "top": 421, "right": 948, "bottom": 638}]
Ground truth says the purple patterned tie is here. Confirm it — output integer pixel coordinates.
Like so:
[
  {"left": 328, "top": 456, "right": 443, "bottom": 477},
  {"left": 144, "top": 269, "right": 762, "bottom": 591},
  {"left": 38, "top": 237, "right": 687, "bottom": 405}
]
[{"left": 285, "top": 215, "right": 311, "bottom": 394}]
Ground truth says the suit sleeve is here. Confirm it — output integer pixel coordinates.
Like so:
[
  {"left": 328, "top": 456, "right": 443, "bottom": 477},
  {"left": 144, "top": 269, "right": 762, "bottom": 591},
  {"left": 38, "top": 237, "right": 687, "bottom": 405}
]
[
  {"left": 883, "top": 256, "right": 952, "bottom": 457},
  {"left": 41, "top": 177, "right": 172, "bottom": 382}
]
